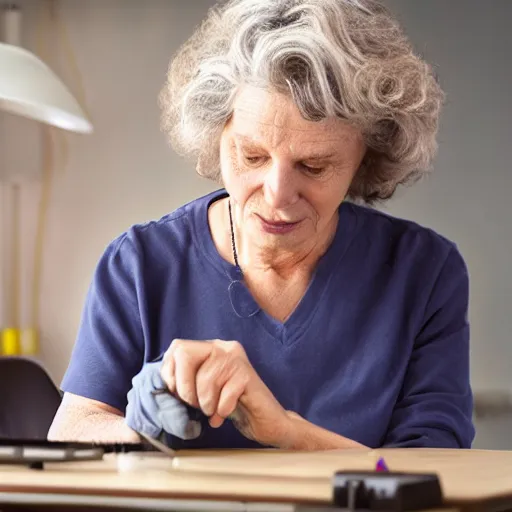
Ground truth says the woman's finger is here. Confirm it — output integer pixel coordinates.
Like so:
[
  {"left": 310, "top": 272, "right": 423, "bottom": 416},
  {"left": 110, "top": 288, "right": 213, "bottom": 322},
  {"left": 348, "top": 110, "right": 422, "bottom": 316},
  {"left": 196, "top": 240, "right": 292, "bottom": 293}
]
[
  {"left": 160, "top": 351, "right": 176, "bottom": 392},
  {"left": 211, "top": 368, "right": 248, "bottom": 427},
  {"left": 195, "top": 341, "right": 244, "bottom": 416},
  {"left": 195, "top": 350, "right": 227, "bottom": 417},
  {"left": 167, "top": 340, "right": 212, "bottom": 408}
]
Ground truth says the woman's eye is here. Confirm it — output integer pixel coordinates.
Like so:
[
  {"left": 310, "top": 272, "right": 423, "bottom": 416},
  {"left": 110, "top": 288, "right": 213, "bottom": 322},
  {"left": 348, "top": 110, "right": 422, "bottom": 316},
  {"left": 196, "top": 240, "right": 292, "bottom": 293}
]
[
  {"left": 301, "top": 163, "right": 324, "bottom": 175},
  {"left": 243, "top": 155, "right": 265, "bottom": 166}
]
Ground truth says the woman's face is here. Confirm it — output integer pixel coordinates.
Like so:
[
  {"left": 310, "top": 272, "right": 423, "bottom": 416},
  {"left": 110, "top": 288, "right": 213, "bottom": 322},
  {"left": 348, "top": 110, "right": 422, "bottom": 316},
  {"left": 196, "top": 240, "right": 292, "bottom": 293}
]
[{"left": 220, "top": 87, "right": 366, "bottom": 254}]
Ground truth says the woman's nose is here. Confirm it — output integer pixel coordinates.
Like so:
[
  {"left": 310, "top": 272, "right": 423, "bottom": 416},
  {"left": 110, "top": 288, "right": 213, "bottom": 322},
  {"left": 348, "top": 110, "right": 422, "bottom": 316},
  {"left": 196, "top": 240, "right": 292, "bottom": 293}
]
[{"left": 262, "top": 161, "right": 300, "bottom": 210}]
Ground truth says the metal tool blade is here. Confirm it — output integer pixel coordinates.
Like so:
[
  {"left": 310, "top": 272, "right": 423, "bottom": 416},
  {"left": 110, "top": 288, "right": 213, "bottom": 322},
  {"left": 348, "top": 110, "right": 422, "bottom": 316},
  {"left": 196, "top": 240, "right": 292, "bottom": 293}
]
[{"left": 138, "top": 431, "right": 177, "bottom": 458}]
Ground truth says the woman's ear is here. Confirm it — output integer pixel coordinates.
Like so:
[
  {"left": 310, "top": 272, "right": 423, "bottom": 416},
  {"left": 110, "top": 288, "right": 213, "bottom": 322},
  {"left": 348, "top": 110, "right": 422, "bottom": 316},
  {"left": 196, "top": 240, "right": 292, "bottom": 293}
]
[
  {"left": 347, "top": 149, "right": 374, "bottom": 203},
  {"left": 196, "top": 150, "right": 222, "bottom": 183}
]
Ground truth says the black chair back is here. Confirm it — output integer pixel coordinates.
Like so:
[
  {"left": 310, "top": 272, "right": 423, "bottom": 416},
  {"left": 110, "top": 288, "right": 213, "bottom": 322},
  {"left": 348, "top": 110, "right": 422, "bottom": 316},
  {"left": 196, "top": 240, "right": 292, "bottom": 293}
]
[{"left": 0, "top": 357, "right": 62, "bottom": 439}]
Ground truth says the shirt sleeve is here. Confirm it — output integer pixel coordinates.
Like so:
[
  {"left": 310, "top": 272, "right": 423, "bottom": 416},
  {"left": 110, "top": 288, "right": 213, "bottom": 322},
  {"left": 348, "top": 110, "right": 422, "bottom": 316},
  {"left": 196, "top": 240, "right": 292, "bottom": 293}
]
[
  {"left": 60, "top": 232, "right": 145, "bottom": 412},
  {"left": 382, "top": 245, "right": 475, "bottom": 448}
]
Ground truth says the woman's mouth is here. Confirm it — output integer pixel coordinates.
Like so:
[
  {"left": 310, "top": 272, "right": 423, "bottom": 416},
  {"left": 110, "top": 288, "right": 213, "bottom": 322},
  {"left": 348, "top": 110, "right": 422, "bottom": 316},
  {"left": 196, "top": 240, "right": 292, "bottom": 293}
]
[{"left": 257, "top": 216, "right": 301, "bottom": 235}]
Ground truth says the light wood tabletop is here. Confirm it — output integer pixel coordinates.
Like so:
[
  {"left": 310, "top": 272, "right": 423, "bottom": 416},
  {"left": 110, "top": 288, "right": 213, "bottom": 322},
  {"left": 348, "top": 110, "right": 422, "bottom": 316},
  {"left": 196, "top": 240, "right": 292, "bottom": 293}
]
[{"left": 0, "top": 448, "right": 511, "bottom": 511}]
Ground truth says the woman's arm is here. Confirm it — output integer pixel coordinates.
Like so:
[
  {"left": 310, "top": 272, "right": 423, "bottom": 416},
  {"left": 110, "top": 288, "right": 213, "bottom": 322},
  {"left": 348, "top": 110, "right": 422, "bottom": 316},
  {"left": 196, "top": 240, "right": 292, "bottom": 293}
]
[
  {"left": 55, "top": 232, "right": 146, "bottom": 442},
  {"left": 382, "top": 246, "right": 475, "bottom": 448},
  {"left": 48, "top": 393, "right": 140, "bottom": 443},
  {"left": 280, "top": 411, "right": 366, "bottom": 450}
]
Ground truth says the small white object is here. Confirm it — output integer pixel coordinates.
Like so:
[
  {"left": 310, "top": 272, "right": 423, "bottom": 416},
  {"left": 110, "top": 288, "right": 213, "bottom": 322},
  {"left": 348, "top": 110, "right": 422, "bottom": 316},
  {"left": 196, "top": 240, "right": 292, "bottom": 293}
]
[
  {"left": 116, "top": 452, "right": 177, "bottom": 473},
  {"left": 116, "top": 453, "right": 143, "bottom": 473}
]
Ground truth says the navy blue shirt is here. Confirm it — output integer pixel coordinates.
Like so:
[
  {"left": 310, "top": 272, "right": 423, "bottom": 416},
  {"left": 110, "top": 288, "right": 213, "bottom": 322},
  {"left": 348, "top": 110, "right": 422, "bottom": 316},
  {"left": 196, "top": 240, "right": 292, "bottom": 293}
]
[{"left": 61, "top": 189, "right": 475, "bottom": 449}]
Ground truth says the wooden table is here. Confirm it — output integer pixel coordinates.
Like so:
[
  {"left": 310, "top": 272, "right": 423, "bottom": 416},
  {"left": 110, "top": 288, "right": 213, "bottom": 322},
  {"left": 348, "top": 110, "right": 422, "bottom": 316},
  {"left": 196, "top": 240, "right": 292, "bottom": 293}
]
[{"left": 0, "top": 448, "right": 511, "bottom": 511}]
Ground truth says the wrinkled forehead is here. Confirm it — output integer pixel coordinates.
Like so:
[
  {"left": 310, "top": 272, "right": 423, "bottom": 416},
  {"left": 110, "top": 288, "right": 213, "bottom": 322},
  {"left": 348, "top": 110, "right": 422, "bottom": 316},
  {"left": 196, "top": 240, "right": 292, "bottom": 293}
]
[{"left": 229, "top": 86, "right": 362, "bottom": 153}]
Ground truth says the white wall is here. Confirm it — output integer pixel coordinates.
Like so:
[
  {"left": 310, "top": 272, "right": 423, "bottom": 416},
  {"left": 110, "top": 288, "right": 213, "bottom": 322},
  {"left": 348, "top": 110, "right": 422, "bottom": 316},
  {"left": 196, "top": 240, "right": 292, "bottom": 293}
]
[{"left": 1, "top": 0, "right": 511, "bottom": 448}]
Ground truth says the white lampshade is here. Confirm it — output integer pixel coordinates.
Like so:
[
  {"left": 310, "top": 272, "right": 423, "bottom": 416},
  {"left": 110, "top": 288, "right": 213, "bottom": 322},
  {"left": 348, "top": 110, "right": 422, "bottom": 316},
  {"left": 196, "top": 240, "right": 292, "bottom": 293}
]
[{"left": 0, "top": 42, "right": 93, "bottom": 134}]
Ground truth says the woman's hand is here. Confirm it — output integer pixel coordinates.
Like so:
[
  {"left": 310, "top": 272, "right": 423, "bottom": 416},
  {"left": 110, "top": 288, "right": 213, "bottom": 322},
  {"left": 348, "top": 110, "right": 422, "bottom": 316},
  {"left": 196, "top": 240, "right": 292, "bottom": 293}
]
[{"left": 160, "top": 339, "right": 292, "bottom": 447}]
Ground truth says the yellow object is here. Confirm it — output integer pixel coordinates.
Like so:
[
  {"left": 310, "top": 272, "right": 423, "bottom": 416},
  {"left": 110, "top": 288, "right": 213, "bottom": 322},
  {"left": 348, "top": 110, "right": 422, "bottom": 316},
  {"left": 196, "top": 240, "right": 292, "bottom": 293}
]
[
  {"left": 2, "top": 328, "right": 21, "bottom": 355},
  {"left": 21, "top": 327, "right": 39, "bottom": 355}
]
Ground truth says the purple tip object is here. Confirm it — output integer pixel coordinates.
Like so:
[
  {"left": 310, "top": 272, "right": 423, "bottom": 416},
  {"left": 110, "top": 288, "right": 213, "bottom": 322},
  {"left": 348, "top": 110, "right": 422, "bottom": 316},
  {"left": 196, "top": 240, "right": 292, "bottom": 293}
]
[{"left": 375, "top": 457, "right": 389, "bottom": 472}]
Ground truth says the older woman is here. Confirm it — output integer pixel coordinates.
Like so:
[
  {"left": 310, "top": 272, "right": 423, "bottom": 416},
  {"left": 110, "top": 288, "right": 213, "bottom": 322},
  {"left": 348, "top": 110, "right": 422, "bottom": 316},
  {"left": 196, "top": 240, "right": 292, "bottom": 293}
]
[{"left": 49, "top": 0, "right": 474, "bottom": 450}]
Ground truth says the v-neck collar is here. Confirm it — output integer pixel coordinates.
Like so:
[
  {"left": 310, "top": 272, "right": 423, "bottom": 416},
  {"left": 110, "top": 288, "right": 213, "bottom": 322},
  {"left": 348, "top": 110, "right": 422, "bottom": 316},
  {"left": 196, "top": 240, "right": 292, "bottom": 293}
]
[{"left": 192, "top": 189, "right": 360, "bottom": 345}]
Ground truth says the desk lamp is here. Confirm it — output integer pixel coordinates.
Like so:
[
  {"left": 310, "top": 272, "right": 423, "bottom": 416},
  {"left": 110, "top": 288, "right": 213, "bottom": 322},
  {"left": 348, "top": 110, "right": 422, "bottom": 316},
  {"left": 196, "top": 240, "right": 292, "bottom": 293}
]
[{"left": 0, "top": 41, "right": 92, "bottom": 133}]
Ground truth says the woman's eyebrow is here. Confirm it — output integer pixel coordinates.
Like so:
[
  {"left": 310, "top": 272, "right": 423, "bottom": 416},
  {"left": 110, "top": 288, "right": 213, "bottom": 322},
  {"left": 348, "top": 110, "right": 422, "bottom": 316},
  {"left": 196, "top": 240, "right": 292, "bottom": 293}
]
[
  {"left": 302, "top": 152, "right": 335, "bottom": 161},
  {"left": 234, "top": 135, "right": 336, "bottom": 160}
]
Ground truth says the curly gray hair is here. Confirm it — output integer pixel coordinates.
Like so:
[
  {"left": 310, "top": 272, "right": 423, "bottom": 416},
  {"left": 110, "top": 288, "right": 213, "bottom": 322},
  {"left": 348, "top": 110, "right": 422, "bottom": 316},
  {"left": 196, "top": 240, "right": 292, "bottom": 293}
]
[{"left": 159, "top": 0, "right": 445, "bottom": 203}]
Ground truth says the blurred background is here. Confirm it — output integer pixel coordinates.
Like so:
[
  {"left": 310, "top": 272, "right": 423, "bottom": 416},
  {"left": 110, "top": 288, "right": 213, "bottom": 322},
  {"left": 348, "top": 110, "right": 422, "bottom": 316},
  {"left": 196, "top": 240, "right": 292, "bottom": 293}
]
[{"left": 0, "top": 0, "right": 510, "bottom": 449}]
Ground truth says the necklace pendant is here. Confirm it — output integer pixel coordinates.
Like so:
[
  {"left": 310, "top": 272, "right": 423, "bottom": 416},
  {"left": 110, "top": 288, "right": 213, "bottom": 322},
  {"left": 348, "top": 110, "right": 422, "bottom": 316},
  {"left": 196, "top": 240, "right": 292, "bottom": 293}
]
[{"left": 228, "top": 280, "right": 260, "bottom": 318}]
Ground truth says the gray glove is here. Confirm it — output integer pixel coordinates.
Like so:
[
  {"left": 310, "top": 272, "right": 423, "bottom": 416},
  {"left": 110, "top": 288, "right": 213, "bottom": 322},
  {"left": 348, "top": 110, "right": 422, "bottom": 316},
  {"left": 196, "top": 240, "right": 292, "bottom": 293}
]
[{"left": 125, "top": 361, "right": 203, "bottom": 441}]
